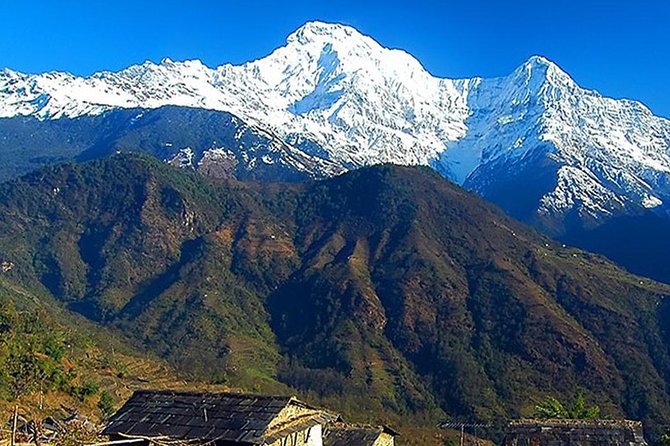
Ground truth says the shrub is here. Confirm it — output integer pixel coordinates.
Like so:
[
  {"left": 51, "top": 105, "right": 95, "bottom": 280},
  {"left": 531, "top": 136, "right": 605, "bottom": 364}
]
[{"left": 98, "top": 390, "right": 115, "bottom": 417}]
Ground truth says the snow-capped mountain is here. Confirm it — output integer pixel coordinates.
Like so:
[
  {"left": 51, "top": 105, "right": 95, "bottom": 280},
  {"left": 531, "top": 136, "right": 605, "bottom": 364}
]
[{"left": 2, "top": 21, "right": 670, "bottom": 226}]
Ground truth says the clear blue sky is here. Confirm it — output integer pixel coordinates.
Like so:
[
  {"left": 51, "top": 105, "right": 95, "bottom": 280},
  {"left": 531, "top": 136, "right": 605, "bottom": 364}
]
[{"left": 1, "top": 0, "right": 669, "bottom": 117}]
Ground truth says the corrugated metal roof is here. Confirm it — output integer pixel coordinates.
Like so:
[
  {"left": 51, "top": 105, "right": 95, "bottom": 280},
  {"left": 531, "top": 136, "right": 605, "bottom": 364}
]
[{"left": 102, "top": 390, "right": 293, "bottom": 444}]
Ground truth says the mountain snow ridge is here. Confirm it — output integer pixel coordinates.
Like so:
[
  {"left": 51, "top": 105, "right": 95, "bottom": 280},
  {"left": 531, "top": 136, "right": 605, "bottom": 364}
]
[{"left": 2, "top": 21, "right": 670, "bottom": 222}]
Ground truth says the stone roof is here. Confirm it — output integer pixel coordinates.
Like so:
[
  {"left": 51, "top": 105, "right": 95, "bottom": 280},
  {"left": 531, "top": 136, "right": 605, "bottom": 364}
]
[
  {"left": 102, "top": 390, "right": 321, "bottom": 444},
  {"left": 502, "top": 419, "right": 647, "bottom": 446},
  {"left": 323, "top": 423, "right": 397, "bottom": 446}
]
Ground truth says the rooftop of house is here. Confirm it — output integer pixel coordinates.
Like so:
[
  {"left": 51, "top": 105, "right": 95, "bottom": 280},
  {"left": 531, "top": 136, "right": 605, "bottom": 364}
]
[
  {"left": 102, "top": 390, "right": 335, "bottom": 444},
  {"left": 323, "top": 423, "right": 398, "bottom": 446},
  {"left": 502, "top": 418, "right": 647, "bottom": 446},
  {"left": 507, "top": 419, "right": 644, "bottom": 428}
]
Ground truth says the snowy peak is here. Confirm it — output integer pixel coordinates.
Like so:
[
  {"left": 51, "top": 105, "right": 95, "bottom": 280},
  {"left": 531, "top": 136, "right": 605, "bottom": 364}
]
[
  {"left": 211, "top": 21, "right": 470, "bottom": 168},
  {"left": 520, "top": 55, "right": 570, "bottom": 79},
  {"left": 282, "top": 21, "right": 435, "bottom": 86},
  {"left": 505, "top": 55, "right": 578, "bottom": 101},
  {"left": 286, "top": 21, "right": 363, "bottom": 45},
  {"left": 284, "top": 21, "right": 392, "bottom": 62}
]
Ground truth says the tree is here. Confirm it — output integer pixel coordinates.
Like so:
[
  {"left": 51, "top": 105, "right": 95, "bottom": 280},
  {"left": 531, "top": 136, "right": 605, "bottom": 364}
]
[
  {"left": 567, "top": 391, "right": 600, "bottom": 420},
  {"left": 535, "top": 392, "right": 600, "bottom": 420},
  {"left": 7, "top": 340, "right": 47, "bottom": 399},
  {"left": 535, "top": 396, "right": 568, "bottom": 419}
]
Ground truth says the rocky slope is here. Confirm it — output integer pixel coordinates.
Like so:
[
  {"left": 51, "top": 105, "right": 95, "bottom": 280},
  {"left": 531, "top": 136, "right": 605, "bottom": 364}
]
[{"left": 0, "top": 106, "right": 342, "bottom": 183}]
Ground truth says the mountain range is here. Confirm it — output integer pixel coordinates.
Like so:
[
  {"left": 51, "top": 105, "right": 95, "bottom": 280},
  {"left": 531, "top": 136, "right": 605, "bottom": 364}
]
[
  {"left": 1, "top": 154, "right": 670, "bottom": 437},
  {"left": 2, "top": 21, "right": 670, "bottom": 284},
  {"left": 2, "top": 21, "right": 670, "bottom": 225}
]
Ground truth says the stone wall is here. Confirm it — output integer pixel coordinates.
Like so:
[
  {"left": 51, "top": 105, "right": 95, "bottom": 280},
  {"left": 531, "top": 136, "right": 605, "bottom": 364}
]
[
  {"left": 502, "top": 419, "right": 647, "bottom": 446},
  {"left": 266, "top": 425, "right": 322, "bottom": 446},
  {"left": 373, "top": 431, "right": 395, "bottom": 446}
]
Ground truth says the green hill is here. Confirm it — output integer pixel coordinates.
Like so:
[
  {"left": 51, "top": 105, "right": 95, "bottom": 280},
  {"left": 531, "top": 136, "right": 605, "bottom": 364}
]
[{"left": 1, "top": 154, "right": 669, "bottom": 438}]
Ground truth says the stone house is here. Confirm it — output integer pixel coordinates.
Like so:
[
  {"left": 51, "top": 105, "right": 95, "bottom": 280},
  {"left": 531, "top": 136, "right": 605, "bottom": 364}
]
[
  {"left": 323, "top": 423, "right": 397, "bottom": 446},
  {"left": 102, "top": 390, "right": 336, "bottom": 445},
  {"left": 102, "top": 390, "right": 397, "bottom": 446}
]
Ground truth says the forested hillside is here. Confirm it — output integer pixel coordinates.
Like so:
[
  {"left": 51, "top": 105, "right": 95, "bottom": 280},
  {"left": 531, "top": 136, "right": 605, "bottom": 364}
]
[{"left": 0, "top": 154, "right": 669, "bottom": 437}]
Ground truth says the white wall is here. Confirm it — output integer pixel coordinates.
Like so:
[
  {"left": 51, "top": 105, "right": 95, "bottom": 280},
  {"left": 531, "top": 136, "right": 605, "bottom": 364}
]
[{"left": 306, "top": 424, "right": 323, "bottom": 446}]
